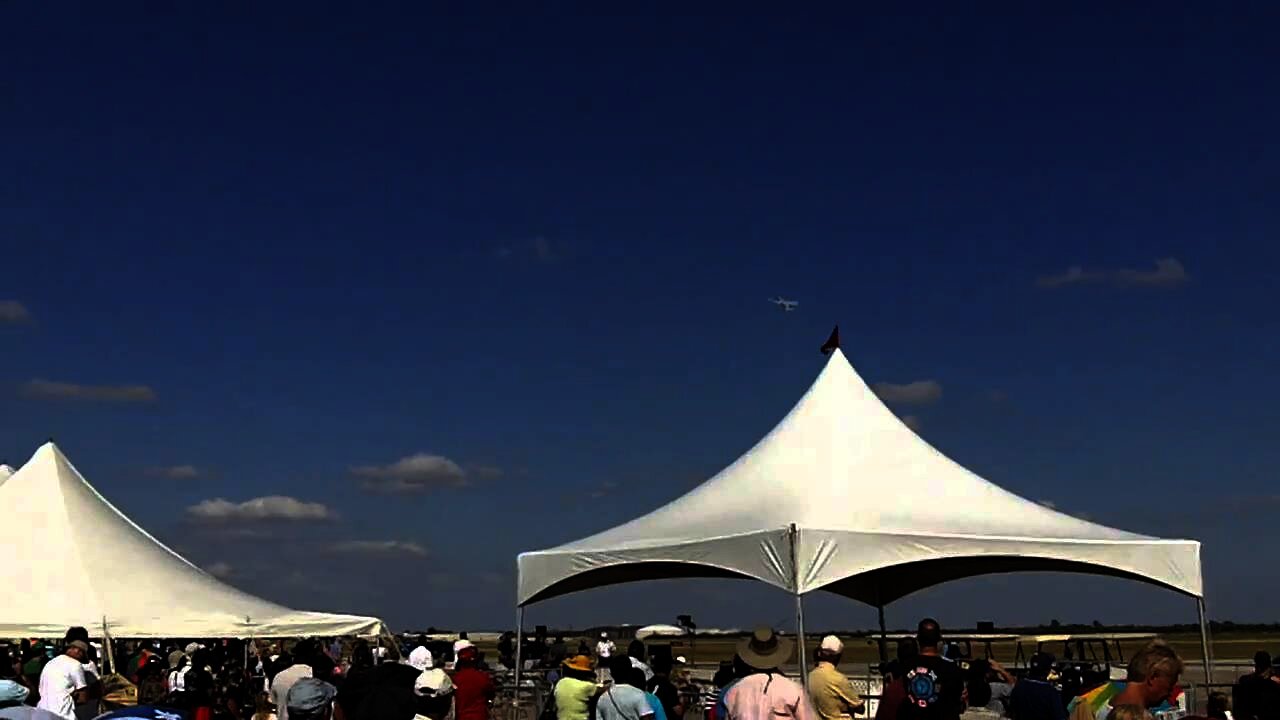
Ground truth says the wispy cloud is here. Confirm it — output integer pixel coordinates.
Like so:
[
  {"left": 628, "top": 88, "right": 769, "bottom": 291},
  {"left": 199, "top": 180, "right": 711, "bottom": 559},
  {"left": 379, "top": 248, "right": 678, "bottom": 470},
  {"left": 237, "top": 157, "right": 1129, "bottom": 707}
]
[
  {"left": 589, "top": 481, "right": 619, "bottom": 499},
  {"left": 873, "top": 380, "right": 942, "bottom": 405},
  {"left": 1037, "top": 258, "right": 1188, "bottom": 289},
  {"left": 0, "top": 301, "right": 32, "bottom": 324},
  {"left": 467, "top": 464, "right": 504, "bottom": 480},
  {"left": 186, "top": 496, "right": 335, "bottom": 522},
  {"left": 148, "top": 464, "right": 201, "bottom": 479},
  {"left": 21, "top": 379, "right": 157, "bottom": 403},
  {"left": 330, "top": 540, "right": 429, "bottom": 557},
  {"left": 351, "top": 453, "right": 476, "bottom": 494}
]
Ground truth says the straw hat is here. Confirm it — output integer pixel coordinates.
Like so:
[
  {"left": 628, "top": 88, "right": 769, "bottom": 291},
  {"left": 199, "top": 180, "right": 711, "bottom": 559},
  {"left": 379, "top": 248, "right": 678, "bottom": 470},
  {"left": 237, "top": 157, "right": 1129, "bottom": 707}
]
[
  {"left": 563, "top": 655, "right": 595, "bottom": 673},
  {"left": 736, "top": 627, "right": 794, "bottom": 670}
]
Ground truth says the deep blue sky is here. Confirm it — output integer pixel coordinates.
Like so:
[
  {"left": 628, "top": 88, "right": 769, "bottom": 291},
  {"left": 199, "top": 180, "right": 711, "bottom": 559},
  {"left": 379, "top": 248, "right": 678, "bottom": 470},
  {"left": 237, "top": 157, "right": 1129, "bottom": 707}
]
[{"left": 2, "top": 3, "right": 1278, "bottom": 632}]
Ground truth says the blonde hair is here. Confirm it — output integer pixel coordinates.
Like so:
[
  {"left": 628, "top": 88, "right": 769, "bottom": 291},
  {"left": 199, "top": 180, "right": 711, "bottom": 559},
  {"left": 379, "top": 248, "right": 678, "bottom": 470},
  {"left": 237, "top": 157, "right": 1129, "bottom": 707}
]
[
  {"left": 1106, "top": 705, "right": 1154, "bottom": 720},
  {"left": 1126, "top": 640, "right": 1184, "bottom": 682}
]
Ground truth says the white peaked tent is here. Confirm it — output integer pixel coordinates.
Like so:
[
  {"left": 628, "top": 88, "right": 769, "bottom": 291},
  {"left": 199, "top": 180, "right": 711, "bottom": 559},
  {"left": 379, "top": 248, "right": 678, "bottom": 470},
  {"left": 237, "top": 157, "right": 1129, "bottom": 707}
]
[
  {"left": 515, "top": 346, "right": 1211, "bottom": 683},
  {"left": 0, "top": 442, "right": 387, "bottom": 639}
]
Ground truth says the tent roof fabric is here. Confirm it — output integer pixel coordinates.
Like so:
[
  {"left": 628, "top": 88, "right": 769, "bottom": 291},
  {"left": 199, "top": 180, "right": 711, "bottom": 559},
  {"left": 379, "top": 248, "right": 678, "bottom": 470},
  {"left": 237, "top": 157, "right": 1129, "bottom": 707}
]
[
  {"left": 0, "top": 443, "right": 386, "bottom": 638},
  {"left": 518, "top": 349, "right": 1202, "bottom": 606}
]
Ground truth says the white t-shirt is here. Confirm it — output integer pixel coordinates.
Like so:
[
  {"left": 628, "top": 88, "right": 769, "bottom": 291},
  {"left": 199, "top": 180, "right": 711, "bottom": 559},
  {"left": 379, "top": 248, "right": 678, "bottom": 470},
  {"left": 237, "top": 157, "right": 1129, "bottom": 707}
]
[
  {"left": 270, "top": 664, "right": 313, "bottom": 720},
  {"left": 597, "top": 641, "right": 615, "bottom": 658},
  {"left": 36, "top": 655, "right": 87, "bottom": 720},
  {"left": 596, "top": 685, "right": 653, "bottom": 720}
]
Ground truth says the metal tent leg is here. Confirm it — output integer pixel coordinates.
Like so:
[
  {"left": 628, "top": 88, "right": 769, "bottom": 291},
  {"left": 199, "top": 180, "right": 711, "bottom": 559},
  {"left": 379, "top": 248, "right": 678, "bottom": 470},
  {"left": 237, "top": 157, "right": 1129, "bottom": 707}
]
[
  {"left": 877, "top": 605, "right": 888, "bottom": 665},
  {"left": 513, "top": 605, "right": 525, "bottom": 720},
  {"left": 796, "top": 593, "right": 809, "bottom": 691},
  {"left": 1197, "top": 597, "right": 1213, "bottom": 686}
]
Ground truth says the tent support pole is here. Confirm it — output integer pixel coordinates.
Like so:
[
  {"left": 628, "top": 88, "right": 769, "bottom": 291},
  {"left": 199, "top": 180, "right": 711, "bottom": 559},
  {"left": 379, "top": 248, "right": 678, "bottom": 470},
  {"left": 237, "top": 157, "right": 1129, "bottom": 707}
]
[
  {"left": 100, "top": 616, "right": 115, "bottom": 675},
  {"left": 1196, "top": 596, "right": 1213, "bottom": 686},
  {"left": 877, "top": 604, "right": 888, "bottom": 665},
  {"left": 789, "top": 524, "right": 809, "bottom": 691},
  {"left": 513, "top": 605, "right": 525, "bottom": 720},
  {"left": 795, "top": 592, "right": 809, "bottom": 690}
]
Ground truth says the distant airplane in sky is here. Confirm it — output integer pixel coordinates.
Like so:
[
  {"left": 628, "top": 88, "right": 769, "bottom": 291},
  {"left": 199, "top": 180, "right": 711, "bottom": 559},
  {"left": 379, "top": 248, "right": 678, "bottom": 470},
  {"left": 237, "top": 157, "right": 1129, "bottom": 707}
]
[{"left": 768, "top": 296, "right": 799, "bottom": 312}]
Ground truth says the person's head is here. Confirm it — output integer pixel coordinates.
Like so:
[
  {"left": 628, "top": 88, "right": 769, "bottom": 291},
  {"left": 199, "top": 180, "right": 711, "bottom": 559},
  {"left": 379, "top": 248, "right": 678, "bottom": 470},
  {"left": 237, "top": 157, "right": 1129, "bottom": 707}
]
[
  {"left": 64, "top": 627, "right": 90, "bottom": 645},
  {"left": 66, "top": 640, "right": 89, "bottom": 663},
  {"left": 1106, "top": 705, "right": 1154, "bottom": 720},
  {"left": 628, "top": 640, "right": 646, "bottom": 661},
  {"left": 608, "top": 655, "right": 635, "bottom": 684},
  {"left": 916, "top": 618, "right": 942, "bottom": 652},
  {"left": 1125, "top": 641, "right": 1184, "bottom": 707},
  {"left": 456, "top": 645, "right": 479, "bottom": 669},
  {"left": 293, "top": 639, "right": 320, "bottom": 667},
  {"left": 409, "top": 646, "right": 434, "bottom": 672},
  {"left": 735, "top": 626, "right": 794, "bottom": 673},
  {"left": 286, "top": 677, "right": 338, "bottom": 720},
  {"left": 562, "top": 655, "right": 595, "bottom": 681},
  {"left": 652, "top": 655, "right": 673, "bottom": 677},
  {"left": 817, "top": 635, "right": 843, "bottom": 665},
  {"left": 1029, "top": 652, "right": 1056, "bottom": 681},
  {"left": 0, "top": 677, "right": 30, "bottom": 709},
  {"left": 414, "top": 669, "right": 455, "bottom": 719},
  {"left": 1255, "top": 651, "right": 1272, "bottom": 673},
  {"left": 1207, "top": 692, "right": 1230, "bottom": 718},
  {"left": 351, "top": 639, "right": 373, "bottom": 669},
  {"left": 966, "top": 679, "right": 992, "bottom": 710},
  {"left": 897, "top": 638, "right": 919, "bottom": 664}
]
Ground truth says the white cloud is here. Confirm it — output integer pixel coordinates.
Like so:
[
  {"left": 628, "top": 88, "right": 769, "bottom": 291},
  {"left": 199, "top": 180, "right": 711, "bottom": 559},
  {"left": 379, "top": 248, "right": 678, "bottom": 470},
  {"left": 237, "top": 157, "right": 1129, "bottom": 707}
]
[
  {"left": 1038, "top": 258, "right": 1188, "bottom": 289},
  {"left": 873, "top": 380, "right": 942, "bottom": 405},
  {"left": 1115, "top": 258, "right": 1188, "bottom": 287},
  {"left": 351, "top": 453, "right": 472, "bottom": 493},
  {"left": 205, "top": 561, "right": 234, "bottom": 578},
  {"left": 21, "top": 379, "right": 158, "bottom": 403},
  {"left": 330, "top": 540, "right": 429, "bottom": 557},
  {"left": 186, "top": 495, "right": 335, "bottom": 522},
  {"left": 900, "top": 415, "right": 923, "bottom": 431},
  {"left": 148, "top": 465, "right": 201, "bottom": 479},
  {"left": 0, "top": 301, "right": 32, "bottom": 324}
]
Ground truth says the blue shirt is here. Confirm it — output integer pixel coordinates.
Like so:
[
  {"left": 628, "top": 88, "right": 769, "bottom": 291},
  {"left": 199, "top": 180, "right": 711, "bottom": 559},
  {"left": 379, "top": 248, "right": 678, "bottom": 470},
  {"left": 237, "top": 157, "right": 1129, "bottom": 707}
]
[{"left": 646, "top": 693, "right": 668, "bottom": 720}]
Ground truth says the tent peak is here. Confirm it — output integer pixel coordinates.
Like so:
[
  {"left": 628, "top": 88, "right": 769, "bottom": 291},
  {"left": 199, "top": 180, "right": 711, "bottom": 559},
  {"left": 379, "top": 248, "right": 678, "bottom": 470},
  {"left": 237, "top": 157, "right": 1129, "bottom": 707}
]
[{"left": 820, "top": 325, "right": 840, "bottom": 356}]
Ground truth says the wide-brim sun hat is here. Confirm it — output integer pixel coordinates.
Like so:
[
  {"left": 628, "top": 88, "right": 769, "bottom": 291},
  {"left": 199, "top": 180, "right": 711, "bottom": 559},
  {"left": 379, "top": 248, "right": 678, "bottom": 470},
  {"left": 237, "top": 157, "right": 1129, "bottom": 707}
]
[
  {"left": 736, "top": 626, "right": 794, "bottom": 670},
  {"left": 563, "top": 655, "right": 595, "bottom": 673}
]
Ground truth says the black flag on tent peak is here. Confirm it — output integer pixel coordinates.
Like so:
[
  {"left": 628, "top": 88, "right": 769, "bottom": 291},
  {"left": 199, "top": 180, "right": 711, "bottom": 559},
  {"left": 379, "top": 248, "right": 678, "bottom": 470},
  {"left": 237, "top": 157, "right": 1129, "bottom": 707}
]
[{"left": 820, "top": 325, "right": 840, "bottom": 355}]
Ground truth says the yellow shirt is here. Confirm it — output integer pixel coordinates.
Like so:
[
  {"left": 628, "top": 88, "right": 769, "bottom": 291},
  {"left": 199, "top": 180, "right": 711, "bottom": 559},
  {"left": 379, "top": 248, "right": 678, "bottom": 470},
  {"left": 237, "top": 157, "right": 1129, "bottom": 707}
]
[
  {"left": 555, "top": 676, "right": 598, "bottom": 720},
  {"left": 808, "top": 662, "right": 865, "bottom": 720}
]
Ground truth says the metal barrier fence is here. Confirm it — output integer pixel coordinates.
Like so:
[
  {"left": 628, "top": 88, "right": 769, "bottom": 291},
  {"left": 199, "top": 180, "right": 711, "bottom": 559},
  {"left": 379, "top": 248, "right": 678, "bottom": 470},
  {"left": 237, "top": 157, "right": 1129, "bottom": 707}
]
[{"left": 499, "top": 664, "right": 1251, "bottom": 720}]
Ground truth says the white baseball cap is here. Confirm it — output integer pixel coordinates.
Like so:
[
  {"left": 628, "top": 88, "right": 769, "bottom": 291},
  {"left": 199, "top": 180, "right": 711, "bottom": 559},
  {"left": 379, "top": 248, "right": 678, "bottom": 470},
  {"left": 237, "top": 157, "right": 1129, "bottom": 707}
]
[
  {"left": 819, "top": 635, "right": 843, "bottom": 654},
  {"left": 415, "top": 668, "right": 454, "bottom": 698}
]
